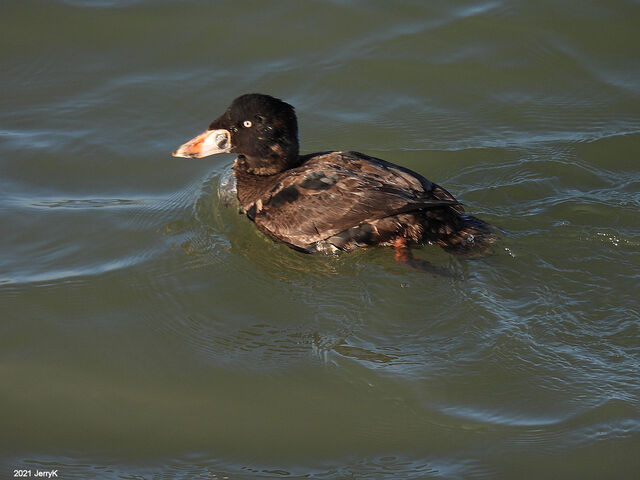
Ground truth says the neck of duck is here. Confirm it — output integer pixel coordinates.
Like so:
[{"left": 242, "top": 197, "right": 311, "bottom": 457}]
[
  {"left": 233, "top": 154, "right": 296, "bottom": 211},
  {"left": 234, "top": 152, "right": 296, "bottom": 176}
]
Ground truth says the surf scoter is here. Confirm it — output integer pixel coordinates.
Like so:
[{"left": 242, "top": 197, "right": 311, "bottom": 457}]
[{"left": 173, "top": 93, "right": 495, "bottom": 270}]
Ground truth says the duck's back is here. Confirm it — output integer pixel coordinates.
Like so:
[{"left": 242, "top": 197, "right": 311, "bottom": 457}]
[{"left": 232, "top": 150, "right": 494, "bottom": 254}]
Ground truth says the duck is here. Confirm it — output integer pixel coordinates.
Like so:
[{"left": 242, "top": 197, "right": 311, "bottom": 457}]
[{"left": 173, "top": 93, "right": 495, "bottom": 270}]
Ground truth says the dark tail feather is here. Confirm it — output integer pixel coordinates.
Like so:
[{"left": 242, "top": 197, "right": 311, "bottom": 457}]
[{"left": 437, "top": 215, "right": 497, "bottom": 257}]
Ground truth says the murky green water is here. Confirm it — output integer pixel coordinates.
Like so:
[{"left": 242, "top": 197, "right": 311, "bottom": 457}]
[{"left": 1, "top": 1, "right": 639, "bottom": 479}]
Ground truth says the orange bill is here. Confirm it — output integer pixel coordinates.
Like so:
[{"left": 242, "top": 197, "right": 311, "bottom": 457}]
[{"left": 172, "top": 129, "right": 231, "bottom": 158}]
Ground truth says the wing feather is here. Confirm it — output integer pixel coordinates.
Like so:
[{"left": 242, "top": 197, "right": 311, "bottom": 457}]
[{"left": 248, "top": 151, "right": 460, "bottom": 249}]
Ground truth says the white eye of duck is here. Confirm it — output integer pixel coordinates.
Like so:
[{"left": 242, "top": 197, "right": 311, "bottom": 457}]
[{"left": 243, "top": 120, "right": 252, "bottom": 128}]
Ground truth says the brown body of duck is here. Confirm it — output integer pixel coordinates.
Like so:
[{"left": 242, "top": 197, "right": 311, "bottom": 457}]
[{"left": 173, "top": 94, "right": 495, "bottom": 269}]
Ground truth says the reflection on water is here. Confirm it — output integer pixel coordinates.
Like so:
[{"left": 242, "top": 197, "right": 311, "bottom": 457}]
[
  {"left": 1, "top": 0, "right": 639, "bottom": 478},
  {"left": 29, "top": 198, "right": 142, "bottom": 209}
]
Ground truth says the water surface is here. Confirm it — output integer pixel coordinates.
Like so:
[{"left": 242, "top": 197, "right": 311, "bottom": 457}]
[{"left": 1, "top": 1, "right": 639, "bottom": 479}]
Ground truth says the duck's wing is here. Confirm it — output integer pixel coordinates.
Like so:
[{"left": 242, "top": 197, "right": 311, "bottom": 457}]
[{"left": 246, "top": 151, "right": 463, "bottom": 250}]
